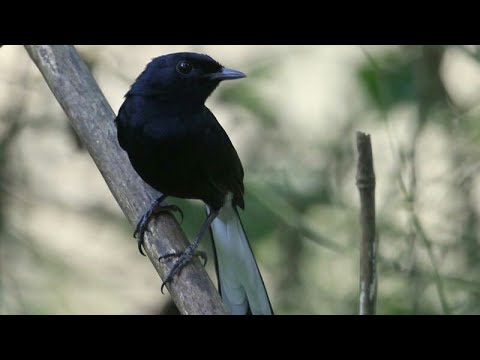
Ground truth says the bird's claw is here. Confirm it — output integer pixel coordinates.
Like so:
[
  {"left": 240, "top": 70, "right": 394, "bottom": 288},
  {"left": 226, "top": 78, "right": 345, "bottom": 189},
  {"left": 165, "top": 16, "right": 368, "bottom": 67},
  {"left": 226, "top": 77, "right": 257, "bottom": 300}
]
[
  {"left": 137, "top": 241, "right": 146, "bottom": 257},
  {"left": 157, "top": 207, "right": 217, "bottom": 294},
  {"left": 159, "top": 249, "right": 208, "bottom": 294},
  {"left": 133, "top": 198, "right": 184, "bottom": 257},
  {"left": 134, "top": 211, "right": 152, "bottom": 256},
  {"left": 160, "top": 250, "right": 207, "bottom": 266}
]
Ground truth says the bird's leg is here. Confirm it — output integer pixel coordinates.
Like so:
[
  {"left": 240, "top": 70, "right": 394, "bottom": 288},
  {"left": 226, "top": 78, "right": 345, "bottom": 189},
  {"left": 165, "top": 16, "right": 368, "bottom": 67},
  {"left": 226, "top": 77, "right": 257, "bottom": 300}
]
[
  {"left": 159, "top": 209, "right": 219, "bottom": 294},
  {"left": 134, "top": 194, "right": 184, "bottom": 256}
]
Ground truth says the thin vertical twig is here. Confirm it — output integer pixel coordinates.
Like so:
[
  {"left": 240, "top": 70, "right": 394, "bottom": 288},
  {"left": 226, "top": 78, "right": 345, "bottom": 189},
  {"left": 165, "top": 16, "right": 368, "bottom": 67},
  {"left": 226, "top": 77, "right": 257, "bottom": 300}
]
[
  {"left": 359, "top": 47, "right": 451, "bottom": 314},
  {"left": 356, "top": 132, "right": 378, "bottom": 315}
]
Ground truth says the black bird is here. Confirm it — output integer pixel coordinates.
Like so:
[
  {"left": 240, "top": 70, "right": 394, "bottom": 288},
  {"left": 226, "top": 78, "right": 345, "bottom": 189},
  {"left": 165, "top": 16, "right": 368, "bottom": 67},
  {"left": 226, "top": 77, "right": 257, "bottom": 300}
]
[{"left": 115, "top": 52, "right": 273, "bottom": 315}]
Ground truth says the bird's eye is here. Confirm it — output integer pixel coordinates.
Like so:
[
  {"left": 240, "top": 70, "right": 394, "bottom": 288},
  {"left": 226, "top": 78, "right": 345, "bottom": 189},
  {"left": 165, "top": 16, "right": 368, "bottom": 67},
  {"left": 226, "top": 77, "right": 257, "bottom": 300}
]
[{"left": 176, "top": 61, "right": 193, "bottom": 75}]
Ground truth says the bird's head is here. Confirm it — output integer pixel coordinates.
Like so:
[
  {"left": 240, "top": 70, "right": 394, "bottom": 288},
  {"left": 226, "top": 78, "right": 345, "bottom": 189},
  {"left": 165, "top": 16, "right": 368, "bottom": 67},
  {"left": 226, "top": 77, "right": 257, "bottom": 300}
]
[{"left": 128, "top": 52, "right": 246, "bottom": 109}]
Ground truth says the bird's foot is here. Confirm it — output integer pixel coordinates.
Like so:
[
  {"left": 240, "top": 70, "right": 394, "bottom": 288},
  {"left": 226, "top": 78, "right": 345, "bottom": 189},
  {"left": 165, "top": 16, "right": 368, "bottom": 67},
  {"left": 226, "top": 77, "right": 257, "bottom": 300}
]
[
  {"left": 134, "top": 196, "right": 183, "bottom": 256},
  {"left": 158, "top": 246, "right": 208, "bottom": 294},
  {"left": 157, "top": 208, "right": 219, "bottom": 294}
]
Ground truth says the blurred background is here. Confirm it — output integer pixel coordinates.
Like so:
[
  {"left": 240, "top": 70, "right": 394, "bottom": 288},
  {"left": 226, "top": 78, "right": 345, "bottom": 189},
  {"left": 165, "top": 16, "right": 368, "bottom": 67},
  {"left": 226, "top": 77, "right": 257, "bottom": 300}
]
[{"left": 1, "top": 45, "right": 480, "bottom": 314}]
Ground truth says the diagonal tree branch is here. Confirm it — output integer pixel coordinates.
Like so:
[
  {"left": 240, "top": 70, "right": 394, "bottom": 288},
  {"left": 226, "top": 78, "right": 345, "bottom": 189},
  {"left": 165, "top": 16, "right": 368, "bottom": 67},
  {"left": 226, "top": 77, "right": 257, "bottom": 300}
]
[
  {"left": 24, "top": 45, "right": 226, "bottom": 315},
  {"left": 356, "top": 131, "right": 378, "bottom": 315}
]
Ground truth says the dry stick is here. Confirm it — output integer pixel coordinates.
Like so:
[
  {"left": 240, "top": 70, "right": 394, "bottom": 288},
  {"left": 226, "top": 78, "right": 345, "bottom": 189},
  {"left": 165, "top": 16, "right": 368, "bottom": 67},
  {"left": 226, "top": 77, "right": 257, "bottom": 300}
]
[
  {"left": 24, "top": 45, "right": 226, "bottom": 315},
  {"left": 356, "top": 132, "right": 378, "bottom": 315}
]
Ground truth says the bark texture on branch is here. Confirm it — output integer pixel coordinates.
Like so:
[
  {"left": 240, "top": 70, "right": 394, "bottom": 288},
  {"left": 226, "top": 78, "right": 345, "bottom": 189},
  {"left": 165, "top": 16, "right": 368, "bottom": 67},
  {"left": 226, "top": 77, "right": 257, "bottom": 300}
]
[
  {"left": 356, "top": 131, "right": 378, "bottom": 315},
  {"left": 25, "top": 45, "right": 226, "bottom": 315}
]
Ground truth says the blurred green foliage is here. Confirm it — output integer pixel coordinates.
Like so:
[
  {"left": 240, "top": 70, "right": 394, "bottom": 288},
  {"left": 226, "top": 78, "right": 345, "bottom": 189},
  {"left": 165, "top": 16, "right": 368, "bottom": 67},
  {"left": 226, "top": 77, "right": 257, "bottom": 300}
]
[{"left": 359, "top": 48, "right": 418, "bottom": 111}]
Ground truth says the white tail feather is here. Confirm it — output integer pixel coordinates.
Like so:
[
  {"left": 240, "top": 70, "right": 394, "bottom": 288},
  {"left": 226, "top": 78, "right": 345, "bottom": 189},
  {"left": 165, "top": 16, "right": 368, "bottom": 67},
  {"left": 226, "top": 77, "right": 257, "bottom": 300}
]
[{"left": 208, "top": 200, "right": 273, "bottom": 315}]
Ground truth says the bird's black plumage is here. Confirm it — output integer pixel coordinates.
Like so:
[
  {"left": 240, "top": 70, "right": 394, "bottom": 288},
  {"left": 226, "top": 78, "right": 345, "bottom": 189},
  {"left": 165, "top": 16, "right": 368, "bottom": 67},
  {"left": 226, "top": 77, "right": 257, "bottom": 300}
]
[
  {"left": 115, "top": 53, "right": 244, "bottom": 210},
  {"left": 115, "top": 52, "right": 273, "bottom": 314}
]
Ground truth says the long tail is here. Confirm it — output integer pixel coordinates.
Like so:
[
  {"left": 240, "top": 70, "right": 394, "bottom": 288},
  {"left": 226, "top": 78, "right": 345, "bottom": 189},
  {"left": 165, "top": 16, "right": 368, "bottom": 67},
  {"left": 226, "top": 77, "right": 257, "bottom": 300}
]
[{"left": 207, "top": 201, "right": 273, "bottom": 315}]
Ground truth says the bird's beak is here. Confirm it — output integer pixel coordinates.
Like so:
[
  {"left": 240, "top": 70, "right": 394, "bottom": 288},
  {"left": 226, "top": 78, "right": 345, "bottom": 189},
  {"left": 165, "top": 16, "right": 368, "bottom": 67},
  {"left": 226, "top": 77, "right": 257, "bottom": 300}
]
[{"left": 206, "top": 67, "right": 246, "bottom": 81}]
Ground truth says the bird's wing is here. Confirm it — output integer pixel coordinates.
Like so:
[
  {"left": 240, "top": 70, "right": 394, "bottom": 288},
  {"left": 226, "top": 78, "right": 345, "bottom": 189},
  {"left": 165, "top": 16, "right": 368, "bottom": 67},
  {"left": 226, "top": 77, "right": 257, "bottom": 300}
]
[{"left": 198, "top": 108, "right": 245, "bottom": 209}]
